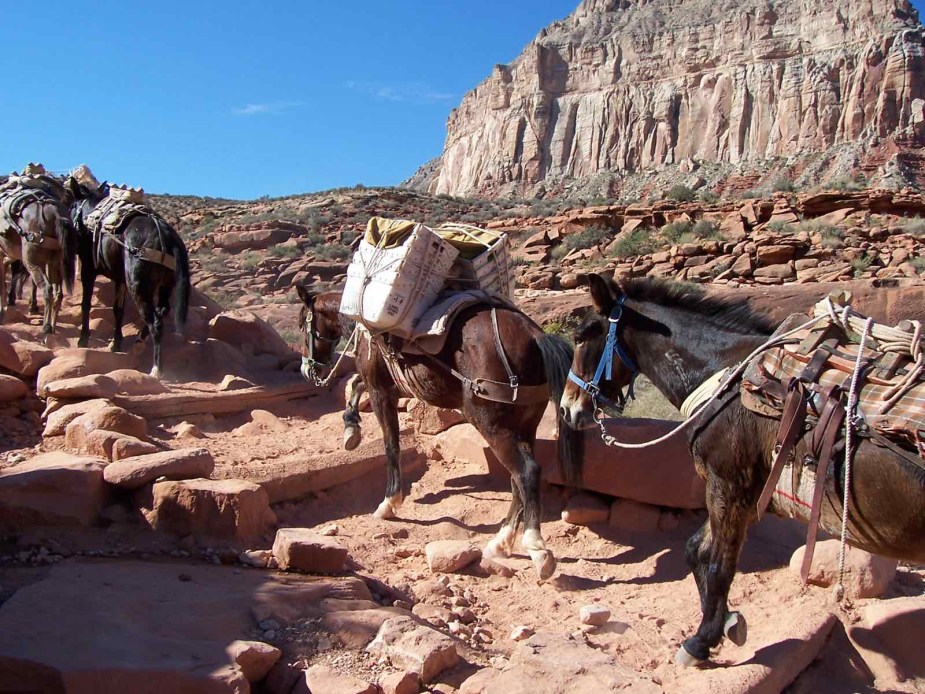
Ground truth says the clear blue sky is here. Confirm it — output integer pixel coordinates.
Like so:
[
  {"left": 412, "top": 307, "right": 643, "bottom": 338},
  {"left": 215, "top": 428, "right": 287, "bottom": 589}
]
[
  {"left": 0, "top": 1, "right": 577, "bottom": 199},
  {"left": 2, "top": 0, "right": 922, "bottom": 199}
]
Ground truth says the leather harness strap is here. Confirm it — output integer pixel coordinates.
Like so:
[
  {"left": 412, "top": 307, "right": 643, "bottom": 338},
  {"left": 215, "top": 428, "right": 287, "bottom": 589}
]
[{"left": 756, "top": 379, "right": 809, "bottom": 518}]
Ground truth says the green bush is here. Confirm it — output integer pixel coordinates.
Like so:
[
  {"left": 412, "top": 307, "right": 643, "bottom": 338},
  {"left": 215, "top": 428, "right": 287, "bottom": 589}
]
[
  {"left": 268, "top": 245, "right": 301, "bottom": 259},
  {"left": 825, "top": 174, "right": 867, "bottom": 192},
  {"left": 611, "top": 229, "right": 657, "bottom": 258},
  {"left": 550, "top": 244, "right": 570, "bottom": 261},
  {"left": 315, "top": 245, "right": 351, "bottom": 261},
  {"left": 903, "top": 217, "right": 925, "bottom": 236},
  {"left": 771, "top": 177, "right": 797, "bottom": 193},
  {"left": 241, "top": 252, "right": 262, "bottom": 269},
  {"left": 738, "top": 188, "right": 764, "bottom": 199},
  {"left": 767, "top": 220, "right": 796, "bottom": 235},
  {"left": 700, "top": 190, "right": 719, "bottom": 204},
  {"left": 910, "top": 257, "right": 925, "bottom": 273},
  {"left": 851, "top": 254, "right": 874, "bottom": 277},
  {"left": 666, "top": 185, "right": 697, "bottom": 202},
  {"left": 561, "top": 225, "right": 611, "bottom": 253},
  {"left": 692, "top": 220, "right": 720, "bottom": 239},
  {"left": 661, "top": 220, "right": 692, "bottom": 244}
]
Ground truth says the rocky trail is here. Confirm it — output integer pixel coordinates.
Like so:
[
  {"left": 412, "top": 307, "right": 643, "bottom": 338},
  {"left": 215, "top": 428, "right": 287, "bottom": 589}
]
[{"left": 1, "top": 183, "right": 925, "bottom": 692}]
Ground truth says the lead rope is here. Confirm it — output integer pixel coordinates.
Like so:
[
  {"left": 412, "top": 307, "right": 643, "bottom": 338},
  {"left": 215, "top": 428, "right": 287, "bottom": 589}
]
[
  {"left": 834, "top": 316, "right": 873, "bottom": 602},
  {"left": 306, "top": 325, "right": 360, "bottom": 388},
  {"left": 596, "top": 312, "right": 826, "bottom": 449}
]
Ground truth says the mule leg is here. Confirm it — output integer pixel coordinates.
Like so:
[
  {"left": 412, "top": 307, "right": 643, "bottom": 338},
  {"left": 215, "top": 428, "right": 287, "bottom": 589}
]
[
  {"left": 484, "top": 479, "right": 522, "bottom": 560},
  {"left": 677, "top": 491, "right": 750, "bottom": 665},
  {"left": 78, "top": 268, "right": 96, "bottom": 347},
  {"left": 149, "top": 285, "right": 170, "bottom": 379},
  {"left": 111, "top": 282, "right": 127, "bottom": 352},
  {"left": 28, "top": 279, "right": 38, "bottom": 314},
  {"left": 0, "top": 253, "right": 7, "bottom": 322},
  {"left": 343, "top": 374, "right": 364, "bottom": 450},
  {"left": 366, "top": 363, "right": 403, "bottom": 520}
]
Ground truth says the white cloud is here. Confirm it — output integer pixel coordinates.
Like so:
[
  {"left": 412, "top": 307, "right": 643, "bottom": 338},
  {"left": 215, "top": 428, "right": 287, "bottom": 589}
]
[
  {"left": 232, "top": 101, "right": 300, "bottom": 116},
  {"left": 345, "top": 81, "right": 455, "bottom": 103}
]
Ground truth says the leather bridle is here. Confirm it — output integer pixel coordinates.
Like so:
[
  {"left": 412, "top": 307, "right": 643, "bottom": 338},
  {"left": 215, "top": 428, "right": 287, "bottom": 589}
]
[
  {"left": 567, "top": 295, "right": 638, "bottom": 417},
  {"left": 301, "top": 307, "right": 340, "bottom": 383}
]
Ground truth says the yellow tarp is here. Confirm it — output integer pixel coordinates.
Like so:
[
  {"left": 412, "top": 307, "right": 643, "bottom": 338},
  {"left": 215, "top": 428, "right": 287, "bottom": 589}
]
[
  {"left": 363, "top": 217, "right": 420, "bottom": 249},
  {"left": 363, "top": 217, "right": 504, "bottom": 260}
]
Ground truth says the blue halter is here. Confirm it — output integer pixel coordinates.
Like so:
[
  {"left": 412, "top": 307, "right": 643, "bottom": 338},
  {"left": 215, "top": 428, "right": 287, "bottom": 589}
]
[{"left": 567, "top": 296, "right": 638, "bottom": 413}]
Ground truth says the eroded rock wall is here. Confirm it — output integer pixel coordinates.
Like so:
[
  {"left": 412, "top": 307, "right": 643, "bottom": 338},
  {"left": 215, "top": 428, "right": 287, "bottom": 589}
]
[{"left": 426, "top": 0, "right": 925, "bottom": 196}]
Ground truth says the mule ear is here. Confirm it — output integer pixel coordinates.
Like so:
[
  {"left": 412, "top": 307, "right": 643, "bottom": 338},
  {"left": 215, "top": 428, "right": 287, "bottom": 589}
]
[
  {"left": 586, "top": 273, "right": 616, "bottom": 316},
  {"left": 295, "top": 283, "right": 315, "bottom": 306}
]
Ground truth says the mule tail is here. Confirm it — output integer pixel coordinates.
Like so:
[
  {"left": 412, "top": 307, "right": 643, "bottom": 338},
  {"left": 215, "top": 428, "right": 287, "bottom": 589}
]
[
  {"left": 536, "top": 333, "right": 584, "bottom": 486},
  {"left": 172, "top": 238, "right": 191, "bottom": 332},
  {"left": 58, "top": 214, "right": 76, "bottom": 294}
]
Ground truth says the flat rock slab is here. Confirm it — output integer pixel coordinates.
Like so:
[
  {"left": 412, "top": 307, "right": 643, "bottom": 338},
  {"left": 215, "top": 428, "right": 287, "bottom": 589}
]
[
  {"left": 460, "top": 631, "right": 660, "bottom": 693},
  {"left": 273, "top": 527, "right": 349, "bottom": 573},
  {"left": 0, "top": 561, "right": 353, "bottom": 693},
  {"left": 104, "top": 447, "right": 215, "bottom": 490},
  {"left": 141, "top": 478, "right": 276, "bottom": 544},
  {"left": 252, "top": 439, "right": 423, "bottom": 504},
  {"left": 367, "top": 616, "right": 458, "bottom": 684},
  {"left": 0, "top": 452, "right": 109, "bottom": 530},
  {"left": 42, "top": 374, "right": 118, "bottom": 400},
  {"left": 672, "top": 610, "right": 837, "bottom": 693}
]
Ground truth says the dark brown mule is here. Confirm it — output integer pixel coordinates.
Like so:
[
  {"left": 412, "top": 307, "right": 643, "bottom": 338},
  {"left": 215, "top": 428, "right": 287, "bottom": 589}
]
[
  {"left": 66, "top": 178, "right": 191, "bottom": 378},
  {"left": 561, "top": 274, "right": 925, "bottom": 665},
  {"left": 297, "top": 286, "right": 583, "bottom": 580},
  {"left": 0, "top": 190, "right": 76, "bottom": 334}
]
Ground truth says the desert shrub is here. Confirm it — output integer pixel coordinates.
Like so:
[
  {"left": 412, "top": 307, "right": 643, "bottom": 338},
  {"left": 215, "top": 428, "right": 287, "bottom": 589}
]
[
  {"left": 666, "top": 184, "right": 697, "bottom": 202},
  {"left": 903, "top": 217, "right": 925, "bottom": 236},
  {"left": 241, "top": 252, "right": 262, "bottom": 269},
  {"left": 562, "top": 225, "right": 611, "bottom": 253},
  {"left": 851, "top": 254, "right": 874, "bottom": 277},
  {"left": 550, "top": 244, "right": 570, "bottom": 261},
  {"left": 611, "top": 228, "right": 657, "bottom": 258},
  {"left": 542, "top": 315, "right": 582, "bottom": 343},
  {"left": 206, "top": 290, "right": 237, "bottom": 309},
  {"left": 692, "top": 220, "right": 720, "bottom": 239},
  {"left": 767, "top": 220, "right": 796, "bottom": 235},
  {"left": 315, "top": 244, "right": 351, "bottom": 261},
  {"left": 771, "top": 177, "right": 797, "bottom": 193},
  {"left": 825, "top": 174, "right": 867, "bottom": 192},
  {"left": 661, "top": 220, "right": 692, "bottom": 244},
  {"left": 738, "top": 188, "right": 764, "bottom": 199},
  {"left": 305, "top": 232, "right": 326, "bottom": 246},
  {"left": 910, "top": 257, "right": 925, "bottom": 273},
  {"left": 269, "top": 245, "right": 301, "bottom": 259},
  {"left": 700, "top": 190, "right": 719, "bottom": 204}
]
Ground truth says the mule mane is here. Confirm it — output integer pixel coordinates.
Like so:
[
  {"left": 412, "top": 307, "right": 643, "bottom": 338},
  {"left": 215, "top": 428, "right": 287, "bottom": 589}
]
[{"left": 620, "top": 278, "right": 777, "bottom": 335}]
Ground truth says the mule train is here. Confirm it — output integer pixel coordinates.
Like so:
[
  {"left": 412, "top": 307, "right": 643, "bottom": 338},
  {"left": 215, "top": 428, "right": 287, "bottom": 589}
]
[
  {"left": 0, "top": 164, "right": 190, "bottom": 377},
  {"left": 560, "top": 273, "right": 925, "bottom": 666}
]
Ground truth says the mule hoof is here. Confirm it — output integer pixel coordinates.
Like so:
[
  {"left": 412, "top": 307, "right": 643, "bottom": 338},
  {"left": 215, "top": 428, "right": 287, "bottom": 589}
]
[
  {"left": 531, "top": 550, "right": 557, "bottom": 581},
  {"left": 149, "top": 366, "right": 162, "bottom": 380},
  {"left": 674, "top": 645, "right": 704, "bottom": 668},
  {"left": 29, "top": 306, "right": 40, "bottom": 316},
  {"left": 77, "top": 337, "right": 89, "bottom": 348},
  {"left": 343, "top": 426, "right": 361, "bottom": 451},
  {"left": 724, "top": 611, "right": 747, "bottom": 647},
  {"left": 373, "top": 500, "right": 396, "bottom": 520}
]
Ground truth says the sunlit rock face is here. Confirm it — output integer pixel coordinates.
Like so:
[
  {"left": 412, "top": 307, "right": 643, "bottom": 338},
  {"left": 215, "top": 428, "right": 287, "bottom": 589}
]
[{"left": 421, "top": 0, "right": 925, "bottom": 197}]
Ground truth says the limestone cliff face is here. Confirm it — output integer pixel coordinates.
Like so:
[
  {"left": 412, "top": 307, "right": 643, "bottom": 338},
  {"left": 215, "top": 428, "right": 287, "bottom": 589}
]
[{"left": 422, "top": 0, "right": 925, "bottom": 197}]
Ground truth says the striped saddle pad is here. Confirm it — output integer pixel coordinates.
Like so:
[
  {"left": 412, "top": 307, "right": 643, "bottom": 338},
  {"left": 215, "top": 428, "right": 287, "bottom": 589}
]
[{"left": 743, "top": 305, "right": 925, "bottom": 459}]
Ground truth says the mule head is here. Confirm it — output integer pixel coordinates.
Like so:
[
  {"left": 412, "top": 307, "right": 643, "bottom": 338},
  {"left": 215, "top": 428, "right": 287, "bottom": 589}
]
[
  {"left": 560, "top": 273, "right": 638, "bottom": 430},
  {"left": 296, "top": 283, "right": 342, "bottom": 382}
]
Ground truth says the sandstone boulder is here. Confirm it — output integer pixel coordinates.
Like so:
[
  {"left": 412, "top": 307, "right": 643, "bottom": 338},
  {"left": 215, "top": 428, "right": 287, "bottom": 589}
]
[
  {"left": 789, "top": 540, "right": 897, "bottom": 599},
  {"left": 579, "top": 605, "right": 611, "bottom": 627},
  {"left": 609, "top": 498, "right": 662, "bottom": 533},
  {"left": 0, "top": 452, "right": 108, "bottom": 529},
  {"left": 380, "top": 670, "right": 420, "bottom": 694},
  {"left": 0, "top": 375, "right": 28, "bottom": 403},
  {"left": 104, "top": 448, "right": 216, "bottom": 490},
  {"left": 225, "top": 640, "right": 281, "bottom": 684},
  {"left": 141, "top": 478, "right": 276, "bottom": 544},
  {"left": 107, "top": 369, "right": 170, "bottom": 396},
  {"left": 70, "top": 429, "right": 157, "bottom": 461},
  {"left": 367, "top": 616, "right": 458, "bottom": 683},
  {"left": 209, "top": 311, "right": 295, "bottom": 359},
  {"left": 425, "top": 540, "right": 481, "bottom": 574},
  {"left": 272, "top": 528, "right": 349, "bottom": 574},
  {"left": 296, "top": 665, "right": 376, "bottom": 694},
  {"left": 408, "top": 399, "right": 466, "bottom": 436},
  {"left": 0, "top": 330, "right": 52, "bottom": 376},
  {"left": 561, "top": 492, "right": 610, "bottom": 526},
  {"left": 43, "top": 398, "right": 111, "bottom": 437},
  {"left": 65, "top": 406, "right": 147, "bottom": 451},
  {"left": 42, "top": 374, "right": 117, "bottom": 400},
  {"left": 851, "top": 596, "right": 925, "bottom": 684}
]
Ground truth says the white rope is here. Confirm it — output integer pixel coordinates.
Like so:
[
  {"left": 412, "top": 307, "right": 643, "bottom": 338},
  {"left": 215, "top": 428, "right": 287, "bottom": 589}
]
[
  {"left": 834, "top": 316, "right": 873, "bottom": 602},
  {"left": 306, "top": 325, "right": 359, "bottom": 388}
]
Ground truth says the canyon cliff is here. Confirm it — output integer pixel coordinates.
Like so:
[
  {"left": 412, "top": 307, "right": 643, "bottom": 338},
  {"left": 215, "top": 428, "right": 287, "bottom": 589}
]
[{"left": 412, "top": 0, "right": 925, "bottom": 198}]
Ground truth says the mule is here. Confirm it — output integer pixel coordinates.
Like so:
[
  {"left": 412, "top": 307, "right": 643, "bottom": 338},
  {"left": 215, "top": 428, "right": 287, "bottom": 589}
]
[
  {"left": 298, "top": 286, "right": 583, "bottom": 580},
  {"left": 7, "top": 260, "right": 38, "bottom": 314},
  {"left": 560, "top": 274, "right": 925, "bottom": 665},
  {"left": 0, "top": 188, "right": 76, "bottom": 334},
  {"left": 66, "top": 177, "right": 191, "bottom": 378}
]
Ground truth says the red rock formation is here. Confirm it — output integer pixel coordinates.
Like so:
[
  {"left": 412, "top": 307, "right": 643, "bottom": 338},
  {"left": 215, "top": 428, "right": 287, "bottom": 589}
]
[{"left": 420, "top": 0, "right": 925, "bottom": 197}]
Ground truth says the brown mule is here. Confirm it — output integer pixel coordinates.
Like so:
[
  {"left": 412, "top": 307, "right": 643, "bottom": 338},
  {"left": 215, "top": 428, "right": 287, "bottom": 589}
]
[
  {"left": 561, "top": 274, "right": 925, "bottom": 665},
  {"left": 297, "top": 286, "right": 583, "bottom": 580}
]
